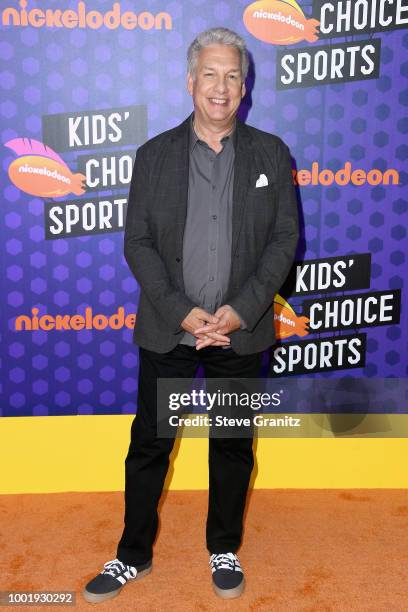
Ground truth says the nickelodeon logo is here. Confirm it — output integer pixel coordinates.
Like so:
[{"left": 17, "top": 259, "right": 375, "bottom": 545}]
[
  {"left": 2, "top": 0, "right": 172, "bottom": 31},
  {"left": 15, "top": 307, "right": 136, "bottom": 331},
  {"left": 243, "top": 0, "right": 319, "bottom": 45},
  {"left": 5, "top": 138, "right": 86, "bottom": 197},
  {"left": 292, "top": 162, "right": 399, "bottom": 187}
]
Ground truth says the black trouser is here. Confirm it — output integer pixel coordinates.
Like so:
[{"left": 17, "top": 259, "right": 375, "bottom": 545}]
[{"left": 116, "top": 344, "right": 263, "bottom": 567}]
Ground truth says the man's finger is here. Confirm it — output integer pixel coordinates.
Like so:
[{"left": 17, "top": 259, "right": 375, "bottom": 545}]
[
  {"left": 194, "top": 324, "right": 218, "bottom": 334},
  {"left": 194, "top": 319, "right": 228, "bottom": 334},
  {"left": 194, "top": 329, "right": 230, "bottom": 340},
  {"left": 196, "top": 337, "right": 230, "bottom": 350},
  {"left": 196, "top": 339, "right": 230, "bottom": 349},
  {"left": 196, "top": 331, "right": 230, "bottom": 342},
  {"left": 195, "top": 331, "right": 231, "bottom": 349},
  {"left": 202, "top": 330, "right": 230, "bottom": 340},
  {"left": 197, "top": 312, "right": 220, "bottom": 324}
]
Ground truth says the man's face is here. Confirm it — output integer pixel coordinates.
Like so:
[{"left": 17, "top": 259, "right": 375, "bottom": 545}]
[{"left": 187, "top": 44, "right": 246, "bottom": 127}]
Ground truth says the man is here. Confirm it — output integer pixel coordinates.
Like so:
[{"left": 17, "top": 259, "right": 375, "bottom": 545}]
[{"left": 83, "top": 27, "right": 298, "bottom": 602}]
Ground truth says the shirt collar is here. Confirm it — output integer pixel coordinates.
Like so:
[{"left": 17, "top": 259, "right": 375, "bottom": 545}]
[{"left": 189, "top": 113, "right": 237, "bottom": 152}]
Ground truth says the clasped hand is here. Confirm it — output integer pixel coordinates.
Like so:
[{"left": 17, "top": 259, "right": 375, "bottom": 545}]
[{"left": 181, "top": 305, "right": 241, "bottom": 350}]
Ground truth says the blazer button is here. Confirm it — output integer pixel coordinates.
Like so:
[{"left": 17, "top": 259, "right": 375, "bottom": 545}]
[{"left": 175, "top": 257, "right": 181, "bottom": 262}]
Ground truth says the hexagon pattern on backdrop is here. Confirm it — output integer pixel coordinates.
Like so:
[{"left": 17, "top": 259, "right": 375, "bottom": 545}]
[{"left": 1, "top": 1, "right": 406, "bottom": 416}]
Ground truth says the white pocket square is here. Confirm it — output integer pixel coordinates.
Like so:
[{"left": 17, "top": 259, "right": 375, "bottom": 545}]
[{"left": 255, "top": 173, "right": 268, "bottom": 188}]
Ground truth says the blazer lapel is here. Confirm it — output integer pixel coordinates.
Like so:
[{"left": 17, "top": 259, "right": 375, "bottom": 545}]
[
  {"left": 231, "top": 119, "right": 252, "bottom": 259},
  {"left": 169, "top": 114, "right": 192, "bottom": 257}
]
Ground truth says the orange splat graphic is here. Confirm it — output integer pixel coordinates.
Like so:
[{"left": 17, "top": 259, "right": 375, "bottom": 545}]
[
  {"left": 273, "top": 298, "right": 309, "bottom": 339},
  {"left": 244, "top": 0, "right": 320, "bottom": 46},
  {"left": 8, "top": 156, "right": 86, "bottom": 197}
]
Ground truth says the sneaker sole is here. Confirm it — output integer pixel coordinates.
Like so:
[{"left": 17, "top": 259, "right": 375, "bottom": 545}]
[
  {"left": 212, "top": 577, "right": 245, "bottom": 599},
  {"left": 82, "top": 565, "right": 152, "bottom": 604}
]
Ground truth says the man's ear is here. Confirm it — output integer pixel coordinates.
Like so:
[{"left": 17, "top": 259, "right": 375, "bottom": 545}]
[
  {"left": 241, "top": 81, "right": 246, "bottom": 99},
  {"left": 187, "top": 72, "right": 194, "bottom": 96}
]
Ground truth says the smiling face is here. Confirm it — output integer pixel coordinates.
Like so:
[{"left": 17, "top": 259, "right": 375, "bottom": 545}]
[{"left": 187, "top": 44, "right": 246, "bottom": 129}]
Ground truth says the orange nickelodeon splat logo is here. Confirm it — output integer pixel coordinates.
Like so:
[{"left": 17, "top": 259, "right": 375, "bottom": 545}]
[
  {"left": 243, "top": 0, "right": 319, "bottom": 46},
  {"left": 273, "top": 294, "right": 309, "bottom": 340},
  {"left": 5, "top": 138, "right": 86, "bottom": 197}
]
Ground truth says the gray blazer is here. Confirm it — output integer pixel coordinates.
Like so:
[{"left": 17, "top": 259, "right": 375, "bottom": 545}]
[{"left": 124, "top": 113, "right": 299, "bottom": 355}]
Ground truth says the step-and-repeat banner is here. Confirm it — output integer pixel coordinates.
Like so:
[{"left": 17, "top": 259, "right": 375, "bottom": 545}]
[{"left": 1, "top": 0, "right": 406, "bottom": 417}]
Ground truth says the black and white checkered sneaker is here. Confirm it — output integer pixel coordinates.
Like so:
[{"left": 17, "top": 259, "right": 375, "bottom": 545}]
[
  {"left": 83, "top": 557, "right": 152, "bottom": 603},
  {"left": 209, "top": 552, "right": 244, "bottom": 598}
]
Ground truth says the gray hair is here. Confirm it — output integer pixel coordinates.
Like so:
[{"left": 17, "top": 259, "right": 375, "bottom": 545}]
[{"left": 187, "top": 27, "right": 249, "bottom": 81}]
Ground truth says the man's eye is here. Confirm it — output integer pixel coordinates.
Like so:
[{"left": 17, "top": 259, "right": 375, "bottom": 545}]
[{"left": 205, "top": 73, "right": 214, "bottom": 77}]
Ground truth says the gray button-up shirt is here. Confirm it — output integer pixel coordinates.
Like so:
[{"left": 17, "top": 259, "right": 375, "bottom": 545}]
[{"left": 179, "top": 117, "right": 236, "bottom": 347}]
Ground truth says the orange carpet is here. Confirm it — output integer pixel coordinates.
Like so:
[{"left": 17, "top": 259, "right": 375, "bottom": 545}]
[{"left": 1, "top": 490, "right": 407, "bottom": 611}]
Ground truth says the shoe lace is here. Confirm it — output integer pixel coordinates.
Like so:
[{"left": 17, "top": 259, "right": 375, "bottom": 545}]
[
  {"left": 209, "top": 552, "right": 241, "bottom": 572},
  {"left": 101, "top": 558, "right": 137, "bottom": 579}
]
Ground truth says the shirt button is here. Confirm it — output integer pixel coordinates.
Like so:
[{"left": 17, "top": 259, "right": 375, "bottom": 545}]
[
  {"left": 212, "top": 185, "right": 216, "bottom": 191},
  {"left": 212, "top": 215, "right": 217, "bottom": 220},
  {"left": 210, "top": 245, "right": 216, "bottom": 251},
  {"left": 209, "top": 276, "right": 214, "bottom": 281}
]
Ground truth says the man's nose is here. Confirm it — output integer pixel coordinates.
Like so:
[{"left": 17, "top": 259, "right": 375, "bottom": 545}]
[{"left": 213, "top": 77, "right": 228, "bottom": 94}]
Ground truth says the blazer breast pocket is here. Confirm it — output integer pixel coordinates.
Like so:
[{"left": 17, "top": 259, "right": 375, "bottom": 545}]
[
  {"left": 247, "top": 181, "right": 276, "bottom": 205},
  {"left": 246, "top": 182, "right": 277, "bottom": 230}
]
